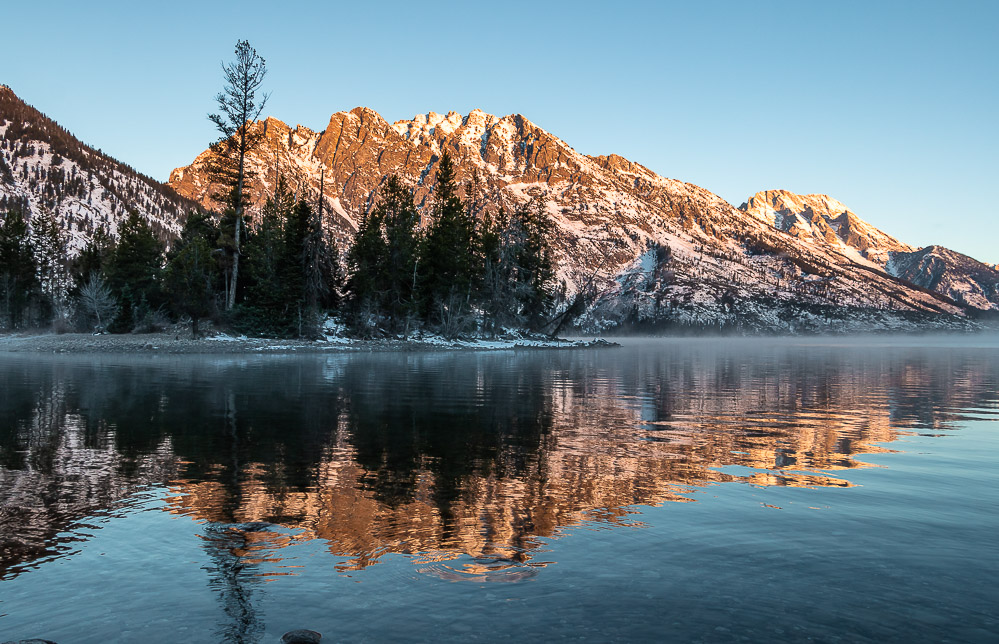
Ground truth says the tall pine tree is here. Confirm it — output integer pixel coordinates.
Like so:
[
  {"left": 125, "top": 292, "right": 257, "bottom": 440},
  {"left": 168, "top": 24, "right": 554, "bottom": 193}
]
[
  {"left": 377, "top": 176, "right": 421, "bottom": 331},
  {"left": 205, "top": 40, "right": 269, "bottom": 311},
  {"left": 420, "top": 150, "right": 476, "bottom": 332},
  {"left": 0, "top": 210, "right": 38, "bottom": 329},
  {"left": 345, "top": 201, "right": 388, "bottom": 335},
  {"left": 105, "top": 212, "right": 164, "bottom": 333},
  {"left": 31, "top": 210, "right": 71, "bottom": 325},
  {"left": 281, "top": 199, "right": 312, "bottom": 336},
  {"left": 164, "top": 212, "right": 220, "bottom": 338},
  {"left": 515, "top": 199, "right": 556, "bottom": 329}
]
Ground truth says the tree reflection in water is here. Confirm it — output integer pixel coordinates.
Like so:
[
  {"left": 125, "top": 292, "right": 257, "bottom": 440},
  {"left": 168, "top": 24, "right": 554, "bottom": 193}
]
[{"left": 200, "top": 521, "right": 266, "bottom": 644}]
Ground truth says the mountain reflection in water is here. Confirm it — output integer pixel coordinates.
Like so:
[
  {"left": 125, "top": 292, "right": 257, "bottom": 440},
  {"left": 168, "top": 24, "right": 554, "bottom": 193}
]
[{"left": 1, "top": 339, "right": 997, "bottom": 583}]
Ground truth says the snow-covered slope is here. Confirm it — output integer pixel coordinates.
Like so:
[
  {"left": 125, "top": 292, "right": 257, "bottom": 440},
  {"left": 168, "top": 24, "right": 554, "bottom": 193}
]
[{"left": 0, "top": 86, "right": 193, "bottom": 252}]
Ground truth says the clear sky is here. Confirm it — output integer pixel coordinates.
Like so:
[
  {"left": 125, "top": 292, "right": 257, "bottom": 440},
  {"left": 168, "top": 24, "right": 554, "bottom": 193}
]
[{"left": 2, "top": 0, "right": 996, "bottom": 262}]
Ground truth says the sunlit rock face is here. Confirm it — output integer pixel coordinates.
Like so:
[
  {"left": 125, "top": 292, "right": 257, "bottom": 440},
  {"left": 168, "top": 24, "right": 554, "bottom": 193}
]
[
  {"left": 740, "top": 189, "right": 914, "bottom": 266},
  {"left": 2, "top": 347, "right": 995, "bottom": 578},
  {"left": 169, "top": 107, "right": 996, "bottom": 320}
]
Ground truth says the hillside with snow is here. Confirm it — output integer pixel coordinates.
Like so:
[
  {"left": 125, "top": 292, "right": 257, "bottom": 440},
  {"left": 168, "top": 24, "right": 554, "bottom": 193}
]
[
  {"left": 0, "top": 86, "right": 194, "bottom": 252},
  {"left": 740, "top": 190, "right": 914, "bottom": 266},
  {"left": 888, "top": 245, "right": 999, "bottom": 311}
]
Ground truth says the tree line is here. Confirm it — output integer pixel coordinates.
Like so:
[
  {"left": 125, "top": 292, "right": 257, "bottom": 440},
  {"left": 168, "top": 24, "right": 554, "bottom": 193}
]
[{"left": 0, "top": 40, "right": 558, "bottom": 339}]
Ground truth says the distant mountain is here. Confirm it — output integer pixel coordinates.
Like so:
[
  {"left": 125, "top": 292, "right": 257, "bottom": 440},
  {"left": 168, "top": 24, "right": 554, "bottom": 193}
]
[
  {"left": 0, "top": 85, "right": 194, "bottom": 251},
  {"left": 740, "top": 190, "right": 914, "bottom": 266},
  {"left": 740, "top": 189, "right": 999, "bottom": 311},
  {"left": 2, "top": 87, "right": 991, "bottom": 332},
  {"left": 888, "top": 245, "right": 999, "bottom": 311}
]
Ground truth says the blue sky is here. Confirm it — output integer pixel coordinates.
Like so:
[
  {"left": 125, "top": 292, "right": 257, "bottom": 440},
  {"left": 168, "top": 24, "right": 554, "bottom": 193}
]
[{"left": 2, "top": 0, "right": 996, "bottom": 262}]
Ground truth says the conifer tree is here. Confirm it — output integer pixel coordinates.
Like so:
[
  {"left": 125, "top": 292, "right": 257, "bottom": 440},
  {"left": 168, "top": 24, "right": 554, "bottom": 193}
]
[
  {"left": 476, "top": 207, "right": 513, "bottom": 334},
  {"left": 377, "top": 176, "right": 421, "bottom": 330},
  {"left": 305, "top": 186, "right": 340, "bottom": 321},
  {"left": 281, "top": 199, "right": 312, "bottom": 335},
  {"left": 0, "top": 210, "right": 38, "bottom": 329},
  {"left": 30, "top": 210, "right": 71, "bottom": 325},
  {"left": 420, "top": 150, "right": 476, "bottom": 330},
  {"left": 344, "top": 176, "right": 423, "bottom": 335},
  {"left": 233, "top": 179, "right": 331, "bottom": 338},
  {"left": 105, "top": 212, "right": 164, "bottom": 332},
  {"left": 516, "top": 199, "right": 556, "bottom": 328},
  {"left": 243, "top": 178, "right": 293, "bottom": 306},
  {"left": 238, "top": 179, "right": 292, "bottom": 335},
  {"left": 345, "top": 203, "right": 387, "bottom": 334},
  {"left": 109, "top": 287, "right": 136, "bottom": 334},
  {"left": 164, "top": 212, "right": 219, "bottom": 338}
]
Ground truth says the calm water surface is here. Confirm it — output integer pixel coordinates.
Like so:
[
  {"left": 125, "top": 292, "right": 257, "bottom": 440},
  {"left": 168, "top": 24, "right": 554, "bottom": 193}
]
[{"left": 0, "top": 336, "right": 997, "bottom": 643}]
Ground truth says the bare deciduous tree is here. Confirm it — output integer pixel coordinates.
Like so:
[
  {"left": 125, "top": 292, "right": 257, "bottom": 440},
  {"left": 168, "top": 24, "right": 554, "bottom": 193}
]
[{"left": 78, "top": 272, "right": 118, "bottom": 331}]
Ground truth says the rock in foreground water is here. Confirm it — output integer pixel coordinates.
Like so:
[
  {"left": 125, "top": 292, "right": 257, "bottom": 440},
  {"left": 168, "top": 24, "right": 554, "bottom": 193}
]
[{"left": 281, "top": 630, "right": 322, "bottom": 643}]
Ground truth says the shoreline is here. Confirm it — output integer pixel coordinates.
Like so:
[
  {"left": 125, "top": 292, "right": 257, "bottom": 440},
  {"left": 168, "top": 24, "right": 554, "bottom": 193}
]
[
  {"left": 2, "top": 329, "right": 996, "bottom": 357},
  {"left": 0, "top": 331, "right": 618, "bottom": 355}
]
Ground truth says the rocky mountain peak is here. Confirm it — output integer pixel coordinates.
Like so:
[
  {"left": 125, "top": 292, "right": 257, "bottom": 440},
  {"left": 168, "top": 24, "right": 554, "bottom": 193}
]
[
  {"left": 393, "top": 108, "right": 501, "bottom": 147},
  {"left": 740, "top": 189, "right": 913, "bottom": 265}
]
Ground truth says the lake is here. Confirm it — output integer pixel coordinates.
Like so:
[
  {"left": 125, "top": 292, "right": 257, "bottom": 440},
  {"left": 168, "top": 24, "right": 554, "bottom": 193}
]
[{"left": 1, "top": 336, "right": 997, "bottom": 643}]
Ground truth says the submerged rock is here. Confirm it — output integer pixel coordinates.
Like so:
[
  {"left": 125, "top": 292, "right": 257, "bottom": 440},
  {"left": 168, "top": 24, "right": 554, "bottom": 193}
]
[{"left": 281, "top": 630, "right": 322, "bottom": 644}]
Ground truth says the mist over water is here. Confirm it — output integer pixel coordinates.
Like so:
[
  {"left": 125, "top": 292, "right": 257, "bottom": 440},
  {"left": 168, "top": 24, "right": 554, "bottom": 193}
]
[{"left": 0, "top": 336, "right": 997, "bottom": 642}]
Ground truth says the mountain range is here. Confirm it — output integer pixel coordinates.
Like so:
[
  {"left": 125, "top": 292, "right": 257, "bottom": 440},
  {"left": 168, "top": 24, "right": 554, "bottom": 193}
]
[{"left": 2, "top": 86, "right": 996, "bottom": 332}]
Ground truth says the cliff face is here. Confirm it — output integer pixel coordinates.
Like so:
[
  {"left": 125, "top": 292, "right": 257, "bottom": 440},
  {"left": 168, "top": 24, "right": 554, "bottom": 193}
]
[{"left": 0, "top": 86, "right": 194, "bottom": 251}]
